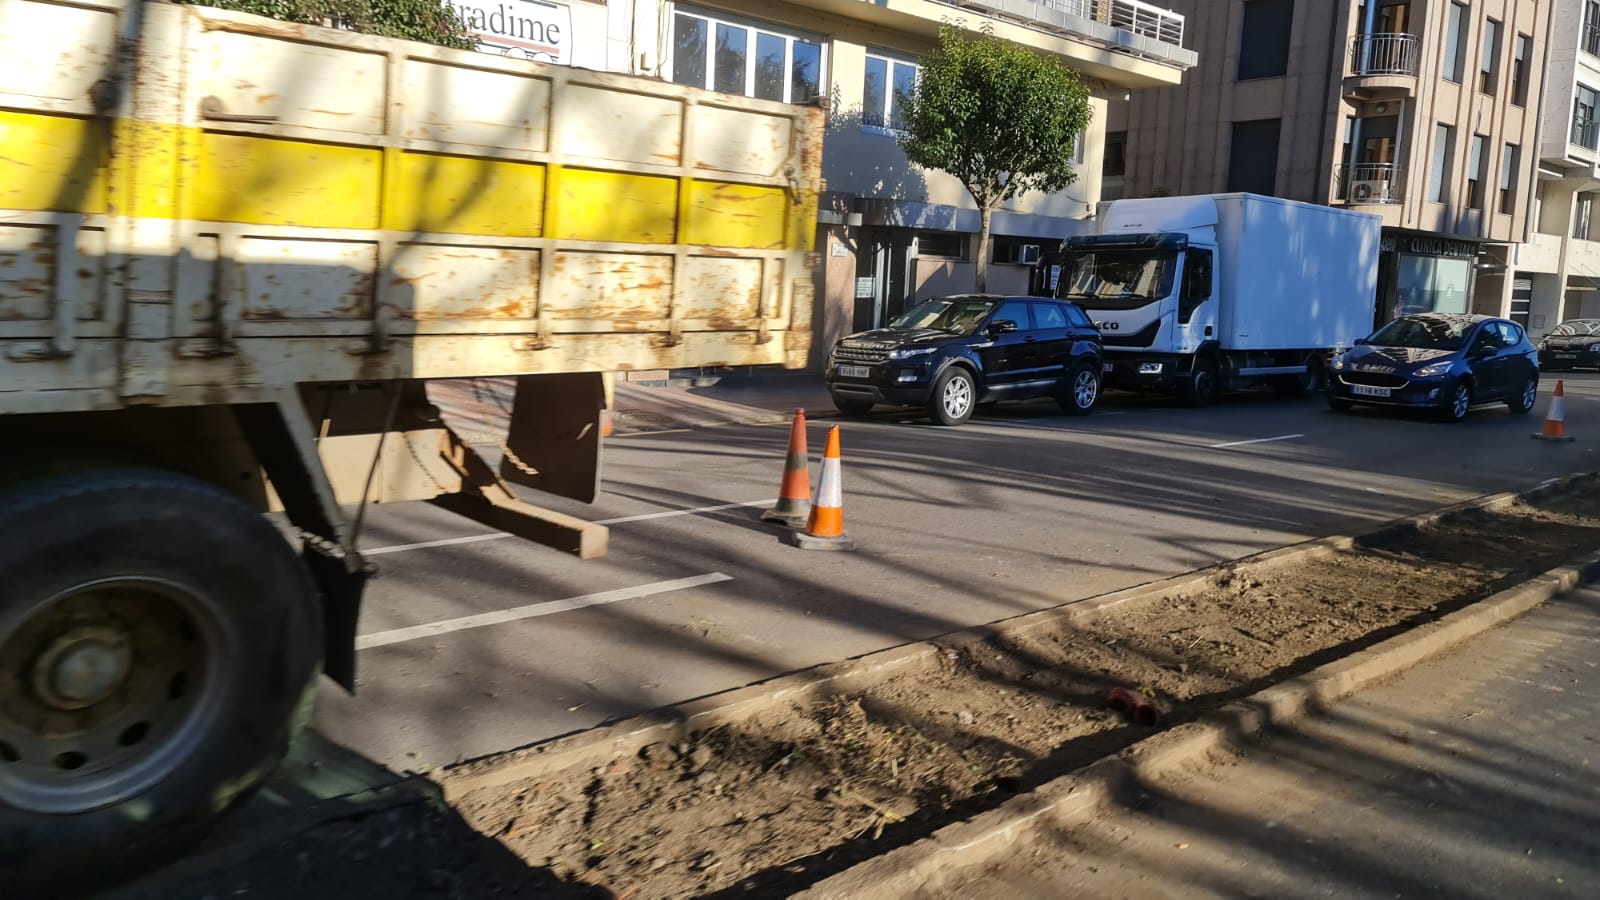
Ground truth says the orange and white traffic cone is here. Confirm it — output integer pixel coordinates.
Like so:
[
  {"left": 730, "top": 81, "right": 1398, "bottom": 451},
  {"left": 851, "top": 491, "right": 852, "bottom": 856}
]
[
  {"left": 762, "top": 409, "right": 812, "bottom": 527},
  {"left": 786, "top": 425, "right": 856, "bottom": 551},
  {"left": 1533, "top": 380, "right": 1576, "bottom": 442}
]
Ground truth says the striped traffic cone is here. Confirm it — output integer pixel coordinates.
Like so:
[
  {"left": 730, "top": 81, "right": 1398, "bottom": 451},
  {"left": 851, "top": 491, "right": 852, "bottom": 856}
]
[
  {"left": 786, "top": 425, "right": 856, "bottom": 551},
  {"left": 1533, "top": 380, "right": 1576, "bottom": 442},
  {"left": 762, "top": 409, "right": 812, "bottom": 527}
]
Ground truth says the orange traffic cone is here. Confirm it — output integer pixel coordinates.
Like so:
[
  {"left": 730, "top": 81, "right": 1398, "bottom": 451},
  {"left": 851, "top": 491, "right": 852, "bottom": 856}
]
[
  {"left": 762, "top": 409, "right": 812, "bottom": 527},
  {"left": 1533, "top": 380, "right": 1576, "bottom": 442},
  {"left": 786, "top": 425, "right": 856, "bottom": 551}
]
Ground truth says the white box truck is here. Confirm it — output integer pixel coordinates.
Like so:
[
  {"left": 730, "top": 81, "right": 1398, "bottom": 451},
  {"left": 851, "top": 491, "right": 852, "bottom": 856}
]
[{"left": 1049, "top": 193, "right": 1381, "bottom": 405}]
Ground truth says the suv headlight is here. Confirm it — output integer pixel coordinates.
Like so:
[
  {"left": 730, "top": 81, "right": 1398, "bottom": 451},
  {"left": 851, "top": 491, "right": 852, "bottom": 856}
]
[
  {"left": 889, "top": 346, "right": 937, "bottom": 360},
  {"left": 1415, "top": 361, "right": 1454, "bottom": 378}
]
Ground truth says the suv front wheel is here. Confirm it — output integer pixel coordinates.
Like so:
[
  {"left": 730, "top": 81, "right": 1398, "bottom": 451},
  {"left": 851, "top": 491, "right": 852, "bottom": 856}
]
[
  {"left": 928, "top": 367, "right": 977, "bottom": 426},
  {"left": 1058, "top": 362, "right": 1101, "bottom": 416}
]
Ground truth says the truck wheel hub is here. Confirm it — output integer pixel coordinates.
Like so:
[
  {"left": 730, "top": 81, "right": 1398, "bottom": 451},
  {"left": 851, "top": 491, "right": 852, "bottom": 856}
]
[{"left": 34, "top": 627, "right": 133, "bottom": 710}]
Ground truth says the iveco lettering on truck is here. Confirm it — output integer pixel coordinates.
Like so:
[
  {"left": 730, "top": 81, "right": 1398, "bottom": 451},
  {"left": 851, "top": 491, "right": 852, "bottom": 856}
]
[{"left": 1045, "top": 194, "right": 1381, "bottom": 405}]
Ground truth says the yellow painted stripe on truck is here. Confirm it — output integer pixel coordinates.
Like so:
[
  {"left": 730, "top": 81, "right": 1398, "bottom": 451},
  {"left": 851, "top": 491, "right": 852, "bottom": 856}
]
[
  {"left": 684, "top": 181, "right": 788, "bottom": 250},
  {"left": 0, "top": 110, "right": 109, "bottom": 215},
  {"left": 184, "top": 133, "right": 382, "bottom": 229},
  {"left": 385, "top": 152, "right": 545, "bottom": 237},
  {"left": 554, "top": 168, "right": 679, "bottom": 244},
  {"left": 0, "top": 110, "right": 813, "bottom": 251}
]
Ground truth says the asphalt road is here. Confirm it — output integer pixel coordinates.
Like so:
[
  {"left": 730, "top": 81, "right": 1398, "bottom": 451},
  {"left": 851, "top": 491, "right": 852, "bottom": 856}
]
[
  {"left": 312, "top": 375, "right": 1600, "bottom": 774},
  {"left": 944, "top": 584, "right": 1600, "bottom": 899}
]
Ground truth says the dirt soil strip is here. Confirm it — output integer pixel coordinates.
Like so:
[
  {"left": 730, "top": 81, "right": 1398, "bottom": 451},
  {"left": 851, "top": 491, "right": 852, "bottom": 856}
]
[{"left": 111, "top": 474, "right": 1600, "bottom": 900}]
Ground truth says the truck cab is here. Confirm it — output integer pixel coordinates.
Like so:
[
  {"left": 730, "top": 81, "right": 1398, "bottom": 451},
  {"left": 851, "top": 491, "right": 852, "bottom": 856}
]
[{"left": 1056, "top": 230, "right": 1218, "bottom": 402}]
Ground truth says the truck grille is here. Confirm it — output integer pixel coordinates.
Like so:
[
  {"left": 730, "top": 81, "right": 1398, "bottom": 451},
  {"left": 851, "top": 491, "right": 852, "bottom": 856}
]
[
  {"left": 1341, "top": 371, "right": 1407, "bottom": 388},
  {"left": 835, "top": 343, "right": 890, "bottom": 364}
]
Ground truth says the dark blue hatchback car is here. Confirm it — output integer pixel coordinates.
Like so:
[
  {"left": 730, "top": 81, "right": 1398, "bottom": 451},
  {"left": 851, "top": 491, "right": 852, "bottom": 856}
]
[{"left": 1327, "top": 313, "right": 1539, "bottom": 422}]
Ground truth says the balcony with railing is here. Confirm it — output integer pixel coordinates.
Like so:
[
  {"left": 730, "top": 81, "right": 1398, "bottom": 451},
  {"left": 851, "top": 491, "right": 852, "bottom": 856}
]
[
  {"left": 1336, "top": 163, "right": 1405, "bottom": 206},
  {"left": 1346, "top": 33, "right": 1419, "bottom": 95},
  {"left": 929, "top": 0, "right": 1196, "bottom": 70}
]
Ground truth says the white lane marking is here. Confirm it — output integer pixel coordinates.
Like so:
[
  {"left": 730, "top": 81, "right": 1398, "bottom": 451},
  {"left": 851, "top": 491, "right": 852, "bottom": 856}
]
[
  {"left": 1210, "top": 433, "right": 1305, "bottom": 449},
  {"left": 355, "top": 572, "right": 733, "bottom": 650},
  {"left": 362, "top": 499, "right": 775, "bottom": 556}
]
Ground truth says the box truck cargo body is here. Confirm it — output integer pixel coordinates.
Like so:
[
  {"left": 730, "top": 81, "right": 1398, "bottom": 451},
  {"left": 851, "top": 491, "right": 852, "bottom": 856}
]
[{"left": 1052, "top": 194, "right": 1381, "bottom": 404}]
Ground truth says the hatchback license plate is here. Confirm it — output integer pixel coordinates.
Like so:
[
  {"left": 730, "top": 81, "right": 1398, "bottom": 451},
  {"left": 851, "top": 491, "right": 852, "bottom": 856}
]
[
  {"left": 837, "top": 365, "right": 871, "bottom": 379},
  {"left": 1350, "top": 385, "right": 1391, "bottom": 398},
  {"left": 1556, "top": 353, "right": 1578, "bottom": 359}
]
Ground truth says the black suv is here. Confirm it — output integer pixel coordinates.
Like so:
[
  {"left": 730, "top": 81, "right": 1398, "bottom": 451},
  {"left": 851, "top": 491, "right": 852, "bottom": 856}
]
[{"left": 825, "top": 295, "right": 1105, "bottom": 426}]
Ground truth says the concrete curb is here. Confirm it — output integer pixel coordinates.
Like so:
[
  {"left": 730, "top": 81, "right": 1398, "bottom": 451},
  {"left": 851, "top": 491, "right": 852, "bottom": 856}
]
[
  {"left": 795, "top": 546, "right": 1600, "bottom": 898},
  {"left": 437, "top": 472, "right": 1592, "bottom": 806}
]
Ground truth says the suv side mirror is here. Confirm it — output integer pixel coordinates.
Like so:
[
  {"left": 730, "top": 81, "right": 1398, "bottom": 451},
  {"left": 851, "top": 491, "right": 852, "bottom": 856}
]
[{"left": 987, "top": 319, "right": 1019, "bottom": 336}]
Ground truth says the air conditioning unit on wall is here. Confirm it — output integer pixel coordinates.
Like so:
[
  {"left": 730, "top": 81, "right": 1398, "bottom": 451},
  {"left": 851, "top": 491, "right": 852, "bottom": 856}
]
[{"left": 1350, "top": 179, "right": 1392, "bottom": 203}]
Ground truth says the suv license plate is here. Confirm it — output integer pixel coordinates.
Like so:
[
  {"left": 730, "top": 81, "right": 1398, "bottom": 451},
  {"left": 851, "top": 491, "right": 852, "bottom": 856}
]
[
  {"left": 837, "top": 365, "right": 871, "bottom": 379},
  {"left": 1556, "top": 353, "right": 1578, "bottom": 359},
  {"left": 1350, "top": 385, "right": 1391, "bottom": 398},
  {"left": 1102, "top": 362, "right": 1114, "bottom": 373}
]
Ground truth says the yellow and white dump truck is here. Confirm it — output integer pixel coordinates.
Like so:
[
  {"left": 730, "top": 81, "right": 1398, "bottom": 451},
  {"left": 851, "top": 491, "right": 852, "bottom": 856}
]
[{"left": 0, "top": 0, "right": 820, "bottom": 885}]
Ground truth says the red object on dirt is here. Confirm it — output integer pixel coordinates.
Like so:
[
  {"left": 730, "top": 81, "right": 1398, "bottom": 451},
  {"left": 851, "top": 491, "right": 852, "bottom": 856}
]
[{"left": 1107, "top": 687, "right": 1162, "bottom": 726}]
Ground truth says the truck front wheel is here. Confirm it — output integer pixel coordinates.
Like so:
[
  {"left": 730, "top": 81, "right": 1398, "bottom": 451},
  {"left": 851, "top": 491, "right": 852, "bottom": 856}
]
[
  {"left": 0, "top": 467, "right": 322, "bottom": 892},
  {"left": 1179, "top": 358, "right": 1219, "bottom": 407}
]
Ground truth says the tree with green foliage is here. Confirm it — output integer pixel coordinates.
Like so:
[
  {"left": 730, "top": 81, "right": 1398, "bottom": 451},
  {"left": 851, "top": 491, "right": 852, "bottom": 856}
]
[
  {"left": 175, "top": 0, "right": 475, "bottom": 50},
  {"left": 899, "top": 26, "right": 1092, "bottom": 292}
]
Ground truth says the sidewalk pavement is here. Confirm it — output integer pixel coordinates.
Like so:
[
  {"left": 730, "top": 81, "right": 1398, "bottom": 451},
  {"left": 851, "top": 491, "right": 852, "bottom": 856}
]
[{"left": 944, "top": 585, "right": 1600, "bottom": 899}]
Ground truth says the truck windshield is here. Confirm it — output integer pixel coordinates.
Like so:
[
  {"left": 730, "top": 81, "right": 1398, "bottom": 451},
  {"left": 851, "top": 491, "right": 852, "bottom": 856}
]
[
  {"left": 890, "top": 298, "right": 998, "bottom": 335},
  {"left": 1367, "top": 316, "right": 1473, "bottom": 350},
  {"left": 1057, "top": 250, "right": 1178, "bottom": 310}
]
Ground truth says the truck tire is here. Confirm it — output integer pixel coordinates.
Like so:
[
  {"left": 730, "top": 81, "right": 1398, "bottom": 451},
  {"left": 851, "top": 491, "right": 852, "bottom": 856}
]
[
  {"left": 927, "top": 367, "right": 977, "bottom": 426},
  {"left": 1179, "top": 358, "right": 1218, "bottom": 407},
  {"left": 0, "top": 467, "right": 323, "bottom": 893},
  {"left": 1057, "top": 362, "right": 1101, "bottom": 416},
  {"left": 1274, "top": 358, "right": 1325, "bottom": 398}
]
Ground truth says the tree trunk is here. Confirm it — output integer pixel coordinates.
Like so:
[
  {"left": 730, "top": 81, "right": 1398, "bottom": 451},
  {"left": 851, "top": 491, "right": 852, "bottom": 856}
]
[{"left": 975, "top": 204, "right": 993, "bottom": 293}]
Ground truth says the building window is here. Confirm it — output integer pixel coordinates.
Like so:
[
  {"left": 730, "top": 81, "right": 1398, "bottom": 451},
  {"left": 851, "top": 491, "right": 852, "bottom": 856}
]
[
  {"left": 1586, "top": 1, "right": 1600, "bottom": 57},
  {"left": 1237, "top": 0, "right": 1294, "bottom": 80},
  {"left": 915, "top": 231, "right": 967, "bottom": 260},
  {"left": 670, "top": 8, "right": 823, "bottom": 104},
  {"left": 1103, "top": 131, "right": 1127, "bottom": 177},
  {"left": 1577, "top": 193, "right": 1595, "bottom": 240},
  {"left": 1467, "top": 134, "right": 1488, "bottom": 210},
  {"left": 1226, "top": 119, "right": 1282, "bottom": 195},
  {"left": 863, "top": 51, "right": 917, "bottom": 132},
  {"left": 1499, "top": 143, "right": 1520, "bottom": 215},
  {"left": 1442, "top": 2, "right": 1469, "bottom": 83},
  {"left": 1479, "top": 19, "right": 1501, "bottom": 96},
  {"left": 1430, "top": 123, "right": 1454, "bottom": 203},
  {"left": 1576, "top": 84, "right": 1600, "bottom": 150},
  {"left": 1511, "top": 34, "right": 1531, "bottom": 106}
]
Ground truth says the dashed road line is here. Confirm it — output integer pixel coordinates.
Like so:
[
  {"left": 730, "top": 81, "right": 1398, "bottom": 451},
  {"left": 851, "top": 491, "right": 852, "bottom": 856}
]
[
  {"left": 1210, "top": 433, "right": 1305, "bottom": 449},
  {"left": 363, "top": 499, "right": 775, "bottom": 556}
]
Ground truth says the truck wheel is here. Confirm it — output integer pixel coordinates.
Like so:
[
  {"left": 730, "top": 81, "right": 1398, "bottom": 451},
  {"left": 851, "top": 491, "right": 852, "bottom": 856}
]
[
  {"left": 831, "top": 394, "right": 875, "bottom": 417},
  {"left": 928, "top": 367, "right": 976, "bottom": 426},
  {"left": 1179, "top": 358, "right": 1218, "bottom": 407},
  {"left": 0, "top": 467, "right": 322, "bottom": 893},
  {"left": 1274, "top": 358, "right": 1325, "bottom": 398},
  {"left": 1058, "top": 363, "right": 1101, "bottom": 416}
]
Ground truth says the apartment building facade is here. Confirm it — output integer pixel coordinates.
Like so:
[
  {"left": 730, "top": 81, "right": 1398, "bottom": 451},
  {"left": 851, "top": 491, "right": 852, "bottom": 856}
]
[
  {"left": 1508, "top": 0, "right": 1600, "bottom": 333},
  {"left": 1106, "top": 0, "right": 1553, "bottom": 328}
]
